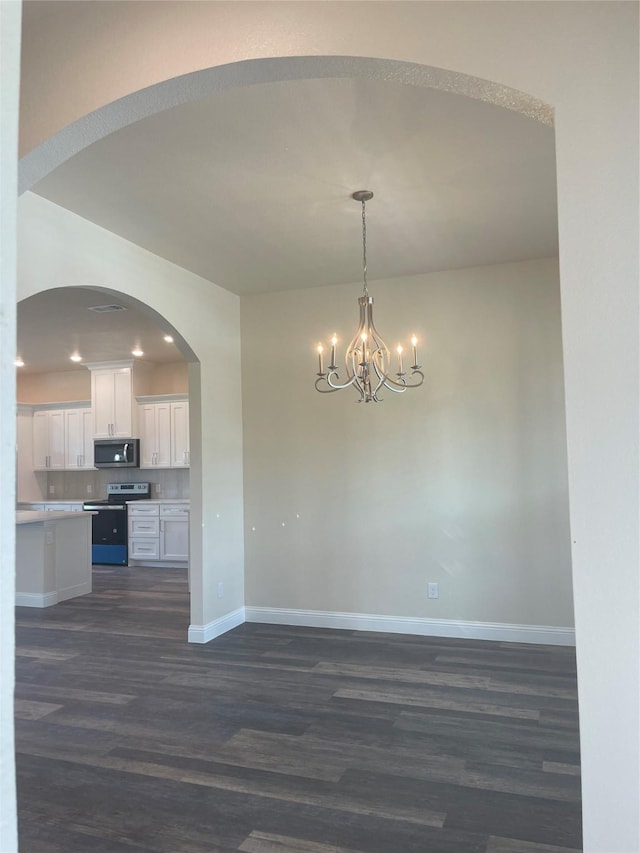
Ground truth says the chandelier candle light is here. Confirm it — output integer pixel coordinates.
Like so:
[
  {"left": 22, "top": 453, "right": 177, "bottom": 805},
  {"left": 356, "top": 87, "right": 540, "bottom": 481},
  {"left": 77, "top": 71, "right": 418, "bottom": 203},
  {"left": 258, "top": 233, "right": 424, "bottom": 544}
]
[{"left": 314, "top": 190, "right": 424, "bottom": 403}]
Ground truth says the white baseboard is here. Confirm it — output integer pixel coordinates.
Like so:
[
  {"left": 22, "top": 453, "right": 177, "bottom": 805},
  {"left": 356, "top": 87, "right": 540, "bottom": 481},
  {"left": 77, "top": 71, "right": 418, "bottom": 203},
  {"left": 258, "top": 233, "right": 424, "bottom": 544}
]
[
  {"left": 16, "top": 591, "right": 58, "bottom": 608},
  {"left": 244, "top": 607, "right": 575, "bottom": 646},
  {"left": 188, "top": 606, "right": 245, "bottom": 643},
  {"left": 56, "top": 581, "right": 92, "bottom": 603}
]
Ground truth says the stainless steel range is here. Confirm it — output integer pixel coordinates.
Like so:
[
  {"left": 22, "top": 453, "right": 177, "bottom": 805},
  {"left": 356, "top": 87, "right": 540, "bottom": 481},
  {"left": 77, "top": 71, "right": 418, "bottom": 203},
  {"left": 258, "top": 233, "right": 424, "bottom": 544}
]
[{"left": 83, "top": 482, "right": 150, "bottom": 565}]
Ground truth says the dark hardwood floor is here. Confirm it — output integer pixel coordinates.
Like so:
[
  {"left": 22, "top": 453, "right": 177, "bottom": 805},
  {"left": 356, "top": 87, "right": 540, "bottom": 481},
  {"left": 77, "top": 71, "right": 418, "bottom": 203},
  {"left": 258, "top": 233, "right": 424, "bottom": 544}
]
[{"left": 15, "top": 566, "right": 582, "bottom": 853}]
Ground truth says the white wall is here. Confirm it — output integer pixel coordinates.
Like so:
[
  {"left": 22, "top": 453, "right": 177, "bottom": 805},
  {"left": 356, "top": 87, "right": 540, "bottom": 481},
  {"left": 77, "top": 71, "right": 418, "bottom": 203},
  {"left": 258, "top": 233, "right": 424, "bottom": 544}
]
[
  {"left": 6, "top": 3, "right": 639, "bottom": 851},
  {"left": 17, "top": 192, "right": 245, "bottom": 634},
  {"left": 242, "top": 258, "right": 573, "bottom": 632},
  {"left": 0, "top": 1, "right": 20, "bottom": 848}
]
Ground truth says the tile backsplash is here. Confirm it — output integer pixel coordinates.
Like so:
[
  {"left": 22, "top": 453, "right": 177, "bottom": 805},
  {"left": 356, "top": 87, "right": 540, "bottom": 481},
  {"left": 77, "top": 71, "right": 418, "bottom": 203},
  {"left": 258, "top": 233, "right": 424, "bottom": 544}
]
[{"left": 45, "top": 467, "right": 190, "bottom": 500}]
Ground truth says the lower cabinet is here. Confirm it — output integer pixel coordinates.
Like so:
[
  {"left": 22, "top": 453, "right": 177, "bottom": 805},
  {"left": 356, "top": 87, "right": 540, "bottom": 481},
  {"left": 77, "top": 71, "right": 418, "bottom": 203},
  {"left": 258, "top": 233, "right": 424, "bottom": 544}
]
[{"left": 128, "top": 502, "right": 189, "bottom": 565}]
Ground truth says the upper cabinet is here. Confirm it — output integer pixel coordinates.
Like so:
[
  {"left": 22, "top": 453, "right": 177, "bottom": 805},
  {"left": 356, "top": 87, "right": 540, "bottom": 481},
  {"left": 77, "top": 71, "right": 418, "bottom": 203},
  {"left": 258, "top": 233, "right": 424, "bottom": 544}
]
[
  {"left": 32, "top": 403, "right": 94, "bottom": 470},
  {"left": 138, "top": 396, "right": 189, "bottom": 468},
  {"left": 33, "top": 409, "right": 65, "bottom": 470},
  {"left": 139, "top": 401, "right": 172, "bottom": 467},
  {"left": 90, "top": 363, "right": 135, "bottom": 438},
  {"left": 170, "top": 400, "right": 190, "bottom": 467},
  {"left": 65, "top": 407, "right": 94, "bottom": 469}
]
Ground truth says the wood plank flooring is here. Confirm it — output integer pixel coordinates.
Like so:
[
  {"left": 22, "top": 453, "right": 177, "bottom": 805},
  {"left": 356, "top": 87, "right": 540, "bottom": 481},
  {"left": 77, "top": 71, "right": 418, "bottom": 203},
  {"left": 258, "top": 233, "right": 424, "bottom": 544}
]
[{"left": 15, "top": 566, "right": 582, "bottom": 853}]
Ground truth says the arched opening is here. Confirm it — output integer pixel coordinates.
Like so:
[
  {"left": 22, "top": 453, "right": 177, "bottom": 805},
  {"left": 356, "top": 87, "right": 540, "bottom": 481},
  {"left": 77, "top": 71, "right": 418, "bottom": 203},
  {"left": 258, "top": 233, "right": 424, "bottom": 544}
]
[
  {"left": 16, "top": 284, "right": 201, "bottom": 628},
  {"left": 17, "top": 54, "right": 566, "bottom": 647}
]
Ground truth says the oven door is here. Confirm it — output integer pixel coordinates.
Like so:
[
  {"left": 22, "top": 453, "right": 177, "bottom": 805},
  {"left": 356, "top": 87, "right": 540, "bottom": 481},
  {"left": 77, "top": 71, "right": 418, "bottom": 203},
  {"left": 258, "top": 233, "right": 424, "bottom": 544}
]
[{"left": 84, "top": 504, "right": 128, "bottom": 565}]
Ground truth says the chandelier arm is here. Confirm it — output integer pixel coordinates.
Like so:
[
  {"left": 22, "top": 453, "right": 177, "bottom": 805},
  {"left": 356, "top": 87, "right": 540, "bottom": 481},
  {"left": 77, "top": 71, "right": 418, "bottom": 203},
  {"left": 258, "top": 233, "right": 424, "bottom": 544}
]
[
  {"left": 314, "top": 378, "right": 340, "bottom": 393},
  {"left": 326, "top": 370, "right": 360, "bottom": 391},
  {"left": 382, "top": 369, "right": 425, "bottom": 391}
]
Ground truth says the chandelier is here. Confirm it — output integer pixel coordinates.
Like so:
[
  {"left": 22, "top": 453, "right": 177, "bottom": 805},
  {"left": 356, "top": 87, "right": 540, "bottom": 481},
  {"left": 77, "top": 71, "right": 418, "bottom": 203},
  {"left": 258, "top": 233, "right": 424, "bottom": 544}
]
[{"left": 314, "top": 190, "right": 424, "bottom": 402}]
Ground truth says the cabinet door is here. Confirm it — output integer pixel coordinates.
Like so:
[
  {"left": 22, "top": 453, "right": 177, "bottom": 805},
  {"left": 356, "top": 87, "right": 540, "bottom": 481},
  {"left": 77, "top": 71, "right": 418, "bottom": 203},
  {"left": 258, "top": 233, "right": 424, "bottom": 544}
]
[
  {"left": 139, "top": 404, "right": 157, "bottom": 467},
  {"left": 48, "top": 411, "right": 65, "bottom": 469},
  {"left": 65, "top": 409, "right": 84, "bottom": 469},
  {"left": 65, "top": 408, "right": 93, "bottom": 469},
  {"left": 155, "top": 404, "right": 172, "bottom": 467},
  {"left": 160, "top": 518, "right": 189, "bottom": 561},
  {"left": 112, "top": 369, "right": 133, "bottom": 436},
  {"left": 93, "top": 371, "right": 115, "bottom": 437},
  {"left": 81, "top": 408, "right": 94, "bottom": 468},
  {"left": 92, "top": 368, "right": 132, "bottom": 437},
  {"left": 170, "top": 401, "right": 190, "bottom": 467},
  {"left": 32, "top": 411, "right": 50, "bottom": 469}
]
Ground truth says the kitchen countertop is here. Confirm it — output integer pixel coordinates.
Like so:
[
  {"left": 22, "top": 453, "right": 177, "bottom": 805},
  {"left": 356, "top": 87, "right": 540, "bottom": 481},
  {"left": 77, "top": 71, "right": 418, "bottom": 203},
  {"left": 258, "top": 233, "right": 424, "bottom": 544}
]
[
  {"left": 18, "top": 500, "right": 85, "bottom": 505},
  {"left": 126, "top": 499, "right": 190, "bottom": 505},
  {"left": 16, "top": 510, "right": 96, "bottom": 524}
]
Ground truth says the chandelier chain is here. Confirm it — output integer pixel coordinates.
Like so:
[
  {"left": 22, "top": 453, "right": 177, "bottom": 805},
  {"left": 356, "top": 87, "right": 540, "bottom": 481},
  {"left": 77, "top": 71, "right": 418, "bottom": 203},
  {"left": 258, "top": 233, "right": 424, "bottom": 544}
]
[{"left": 361, "top": 199, "right": 368, "bottom": 297}]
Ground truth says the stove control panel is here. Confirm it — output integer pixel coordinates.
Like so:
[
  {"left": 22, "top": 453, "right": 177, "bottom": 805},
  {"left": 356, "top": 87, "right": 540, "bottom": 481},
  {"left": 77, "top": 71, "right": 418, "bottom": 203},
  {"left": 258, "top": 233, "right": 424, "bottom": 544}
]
[{"left": 106, "top": 482, "right": 151, "bottom": 498}]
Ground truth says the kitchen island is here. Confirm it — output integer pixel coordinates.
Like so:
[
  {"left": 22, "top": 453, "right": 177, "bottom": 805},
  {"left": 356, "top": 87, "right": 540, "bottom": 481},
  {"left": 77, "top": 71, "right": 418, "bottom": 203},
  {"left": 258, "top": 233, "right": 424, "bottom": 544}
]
[{"left": 16, "top": 510, "right": 94, "bottom": 607}]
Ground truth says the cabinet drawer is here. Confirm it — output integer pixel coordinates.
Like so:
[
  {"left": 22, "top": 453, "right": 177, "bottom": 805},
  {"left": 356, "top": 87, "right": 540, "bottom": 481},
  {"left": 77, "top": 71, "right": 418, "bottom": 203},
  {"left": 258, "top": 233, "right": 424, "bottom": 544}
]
[
  {"left": 160, "top": 505, "right": 189, "bottom": 519},
  {"left": 128, "top": 503, "right": 160, "bottom": 516},
  {"left": 129, "top": 518, "right": 159, "bottom": 536},
  {"left": 129, "top": 538, "right": 160, "bottom": 560}
]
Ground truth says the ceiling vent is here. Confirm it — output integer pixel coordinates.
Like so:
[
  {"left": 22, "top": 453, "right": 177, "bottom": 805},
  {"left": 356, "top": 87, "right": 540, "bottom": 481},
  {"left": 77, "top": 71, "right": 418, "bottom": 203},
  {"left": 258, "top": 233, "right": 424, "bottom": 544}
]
[{"left": 88, "top": 304, "right": 127, "bottom": 313}]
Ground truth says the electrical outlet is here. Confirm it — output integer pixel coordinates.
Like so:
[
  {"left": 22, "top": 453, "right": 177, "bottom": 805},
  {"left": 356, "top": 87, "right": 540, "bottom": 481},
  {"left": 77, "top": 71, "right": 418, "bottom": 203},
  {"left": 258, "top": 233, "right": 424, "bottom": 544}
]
[
  {"left": 48, "top": 485, "right": 55, "bottom": 495},
  {"left": 427, "top": 582, "right": 439, "bottom": 599},
  {"left": 154, "top": 484, "right": 162, "bottom": 495},
  {"left": 86, "top": 484, "right": 93, "bottom": 494},
  {"left": 217, "top": 582, "right": 224, "bottom": 599}
]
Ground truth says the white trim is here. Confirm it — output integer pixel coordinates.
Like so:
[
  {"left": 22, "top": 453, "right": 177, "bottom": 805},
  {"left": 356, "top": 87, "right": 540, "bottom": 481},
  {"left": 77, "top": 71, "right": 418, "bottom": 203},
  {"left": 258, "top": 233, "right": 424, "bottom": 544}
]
[
  {"left": 136, "top": 394, "right": 188, "bottom": 404},
  {"left": 188, "top": 607, "right": 245, "bottom": 644},
  {"left": 84, "top": 359, "right": 134, "bottom": 371},
  {"left": 56, "top": 581, "right": 92, "bottom": 603},
  {"left": 16, "top": 591, "right": 58, "bottom": 608},
  {"left": 244, "top": 607, "right": 576, "bottom": 646},
  {"left": 29, "top": 400, "right": 91, "bottom": 412}
]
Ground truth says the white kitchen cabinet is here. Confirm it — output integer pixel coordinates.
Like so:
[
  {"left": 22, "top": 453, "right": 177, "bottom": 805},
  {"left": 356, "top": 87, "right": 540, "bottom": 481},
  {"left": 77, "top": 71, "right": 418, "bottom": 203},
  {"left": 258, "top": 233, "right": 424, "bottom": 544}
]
[
  {"left": 139, "top": 403, "right": 171, "bottom": 467},
  {"left": 129, "top": 538, "right": 160, "bottom": 560},
  {"left": 65, "top": 408, "right": 94, "bottom": 469},
  {"left": 91, "top": 365, "right": 134, "bottom": 438},
  {"left": 138, "top": 398, "right": 189, "bottom": 469},
  {"left": 33, "top": 410, "right": 65, "bottom": 470},
  {"left": 170, "top": 401, "right": 190, "bottom": 467},
  {"left": 128, "top": 502, "right": 189, "bottom": 565},
  {"left": 160, "top": 505, "right": 189, "bottom": 560}
]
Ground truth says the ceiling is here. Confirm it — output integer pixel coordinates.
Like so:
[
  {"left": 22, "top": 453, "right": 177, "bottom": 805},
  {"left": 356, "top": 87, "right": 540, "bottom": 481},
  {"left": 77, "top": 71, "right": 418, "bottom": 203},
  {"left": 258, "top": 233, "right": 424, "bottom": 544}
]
[
  {"left": 21, "top": 75, "right": 558, "bottom": 373},
  {"left": 17, "top": 288, "right": 184, "bottom": 374}
]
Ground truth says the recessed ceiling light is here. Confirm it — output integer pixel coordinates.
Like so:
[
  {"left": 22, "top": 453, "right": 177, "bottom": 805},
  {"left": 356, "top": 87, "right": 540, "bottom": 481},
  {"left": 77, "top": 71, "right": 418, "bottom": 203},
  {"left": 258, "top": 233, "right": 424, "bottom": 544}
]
[
  {"left": 14, "top": 358, "right": 24, "bottom": 367},
  {"left": 132, "top": 348, "right": 144, "bottom": 357},
  {"left": 70, "top": 354, "right": 82, "bottom": 362},
  {"left": 163, "top": 335, "right": 174, "bottom": 343}
]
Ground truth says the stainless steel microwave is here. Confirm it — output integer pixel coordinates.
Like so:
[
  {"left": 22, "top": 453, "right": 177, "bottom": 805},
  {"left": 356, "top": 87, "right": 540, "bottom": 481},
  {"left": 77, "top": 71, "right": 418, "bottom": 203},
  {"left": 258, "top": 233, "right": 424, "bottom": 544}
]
[{"left": 93, "top": 438, "right": 140, "bottom": 468}]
